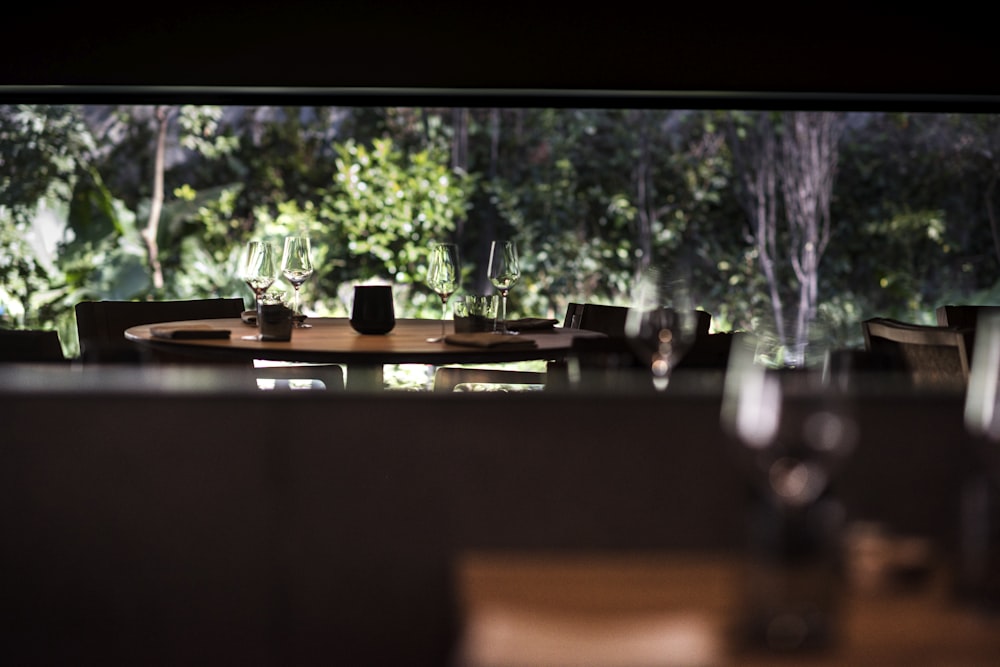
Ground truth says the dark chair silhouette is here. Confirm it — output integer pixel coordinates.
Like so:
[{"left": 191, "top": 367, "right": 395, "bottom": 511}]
[
  {"left": 674, "top": 331, "right": 742, "bottom": 371},
  {"left": 0, "top": 329, "right": 66, "bottom": 363},
  {"left": 562, "top": 302, "right": 631, "bottom": 337},
  {"left": 861, "top": 317, "right": 973, "bottom": 391},
  {"left": 936, "top": 305, "right": 1000, "bottom": 365},
  {"left": 432, "top": 302, "right": 631, "bottom": 392},
  {"left": 75, "top": 298, "right": 246, "bottom": 363},
  {"left": 75, "top": 299, "right": 344, "bottom": 390},
  {"left": 550, "top": 308, "right": 718, "bottom": 392},
  {"left": 936, "top": 304, "right": 1000, "bottom": 331}
]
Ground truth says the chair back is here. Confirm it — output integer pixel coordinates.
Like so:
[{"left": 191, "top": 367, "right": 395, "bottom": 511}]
[
  {"left": 936, "top": 304, "right": 1000, "bottom": 331},
  {"left": 862, "top": 317, "right": 973, "bottom": 390},
  {"left": 563, "top": 302, "right": 630, "bottom": 337},
  {"left": 564, "top": 303, "right": 710, "bottom": 339},
  {"left": 75, "top": 298, "right": 245, "bottom": 363},
  {"left": 675, "top": 331, "right": 742, "bottom": 371},
  {"left": 0, "top": 329, "right": 66, "bottom": 362},
  {"left": 551, "top": 304, "right": 717, "bottom": 391},
  {"left": 936, "top": 305, "right": 1000, "bottom": 363}
]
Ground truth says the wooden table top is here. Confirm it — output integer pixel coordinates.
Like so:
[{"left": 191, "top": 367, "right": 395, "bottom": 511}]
[
  {"left": 455, "top": 550, "right": 1000, "bottom": 667},
  {"left": 124, "top": 317, "right": 604, "bottom": 367}
]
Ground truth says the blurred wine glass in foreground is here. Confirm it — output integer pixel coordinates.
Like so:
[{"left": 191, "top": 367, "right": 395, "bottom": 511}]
[
  {"left": 625, "top": 266, "right": 698, "bottom": 391},
  {"left": 960, "top": 312, "right": 1000, "bottom": 611},
  {"left": 722, "top": 338, "right": 858, "bottom": 653}
]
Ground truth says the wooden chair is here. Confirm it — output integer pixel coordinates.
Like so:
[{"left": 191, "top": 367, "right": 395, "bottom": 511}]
[
  {"left": 75, "top": 298, "right": 246, "bottom": 363},
  {"left": 550, "top": 309, "right": 719, "bottom": 392},
  {"left": 432, "top": 302, "right": 631, "bottom": 392},
  {"left": 674, "top": 331, "right": 742, "bottom": 371},
  {"left": 936, "top": 305, "right": 1000, "bottom": 365},
  {"left": 75, "top": 299, "right": 344, "bottom": 390},
  {"left": 0, "top": 329, "right": 66, "bottom": 363},
  {"left": 935, "top": 304, "right": 1000, "bottom": 331},
  {"left": 861, "top": 317, "right": 974, "bottom": 391}
]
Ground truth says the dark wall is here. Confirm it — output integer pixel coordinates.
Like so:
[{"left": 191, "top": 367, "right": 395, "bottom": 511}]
[
  {"left": 0, "top": 382, "right": 975, "bottom": 665},
  {"left": 4, "top": 6, "right": 999, "bottom": 98}
]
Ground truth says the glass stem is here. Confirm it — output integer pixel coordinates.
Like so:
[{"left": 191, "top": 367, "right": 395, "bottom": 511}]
[
  {"left": 441, "top": 295, "right": 448, "bottom": 337},
  {"left": 498, "top": 291, "right": 508, "bottom": 333}
]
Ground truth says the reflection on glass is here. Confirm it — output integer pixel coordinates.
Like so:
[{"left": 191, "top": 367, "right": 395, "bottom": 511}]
[
  {"left": 960, "top": 312, "right": 1000, "bottom": 611},
  {"left": 722, "top": 338, "right": 858, "bottom": 653},
  {"left": 625, "top": 266, "right": 698, "bottom": 391}
]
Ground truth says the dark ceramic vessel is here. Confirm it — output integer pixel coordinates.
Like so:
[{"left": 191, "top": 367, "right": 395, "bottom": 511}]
[{"left": 350, "top": 285, "right": 396, "bottom": 335}]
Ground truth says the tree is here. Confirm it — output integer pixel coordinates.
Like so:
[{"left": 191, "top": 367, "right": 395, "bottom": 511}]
[
  {"left": 0, "top": 104, "right": 96, "bottom": 332},
  {"left": 729, "top": 111, "right": 845, "bottom": 365}
]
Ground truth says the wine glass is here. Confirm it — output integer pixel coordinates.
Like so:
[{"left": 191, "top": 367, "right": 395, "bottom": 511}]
[
  {"left": 425, "top": 242, "right": 461, "bottom": 342},
  {"left": 281, "top": 235, "right": 314, "bottom": 328},
  {"left": 487, "top": 240, "right": 520, "bottom": 335},
  {"left": 242, "top": 240, "right": 277, "bottom": 308},
  {"left": 624, "top": 265, "right": 699, "bottom": 391},
  {"left": 721, "top": 339, "right": 858, "bottom": 651}
]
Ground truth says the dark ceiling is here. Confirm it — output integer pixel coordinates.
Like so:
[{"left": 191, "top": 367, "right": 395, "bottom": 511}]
[{"left": 3, "top": 6, "right": 998, "bottom": 106}]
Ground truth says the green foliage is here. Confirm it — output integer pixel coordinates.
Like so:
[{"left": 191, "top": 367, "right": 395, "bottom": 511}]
[
  {"left": 5, "top": 103, "right": 1000, "bottom": 369},
  {"left": 311, "top": 137, "right": 475, "bottom": 315},
  {"left": 1, "top": 104, "right": 98, "bottom": 345}
]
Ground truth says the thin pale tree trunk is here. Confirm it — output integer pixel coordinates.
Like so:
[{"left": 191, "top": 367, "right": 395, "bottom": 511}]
[
  {"left": 779, "top": 111, "right": 843, "bottom": 362},
  {"left": 142, "top": 105, "right": 171, "bottom": 291}
]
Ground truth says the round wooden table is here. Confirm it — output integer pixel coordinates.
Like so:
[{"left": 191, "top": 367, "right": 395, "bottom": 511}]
[{"left": 125, "top": 317, "right": 604, "bottom": 391}]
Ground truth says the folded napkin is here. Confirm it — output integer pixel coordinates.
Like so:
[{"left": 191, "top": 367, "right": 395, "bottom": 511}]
[
  {"left": 241, "top": 310, "right": 258, "bottom": 325},
  {"left": 504, "top": 317, "right": 559, "bottom": 331},
  {"left": 444, "top": 333, "right": 539, "bottom": 349},
  {"left": 150, "top": 324, "right": 231, "bottom": 340}
]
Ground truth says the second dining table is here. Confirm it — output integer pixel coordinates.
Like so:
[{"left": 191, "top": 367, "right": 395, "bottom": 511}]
[{"left": 124, "top": 317, "right": 606, "bottom": 391}]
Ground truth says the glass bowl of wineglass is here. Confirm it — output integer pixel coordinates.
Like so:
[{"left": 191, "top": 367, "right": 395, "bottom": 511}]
[
  {"left": 625, "top": 265, "right": 699, "bottom": 390},
  {"left": 242, "top": 240, "right": 277, "bottom": 310},
  {"left": 487, "top": 240, "right": 520, "bottom": 335},
  {"left": 281, "top": 235, "right": 315, "bottom": 328},
  {"left": 425, "top": 242, "right": 460, "bottom": 342}
]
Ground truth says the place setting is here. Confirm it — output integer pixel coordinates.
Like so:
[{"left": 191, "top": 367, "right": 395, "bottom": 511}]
[
  {"left": 427, "top": 239, "right": 549, "bottom": 350},
  {"left": 237, "top": 235, "right": 316, "bottom": 342}
]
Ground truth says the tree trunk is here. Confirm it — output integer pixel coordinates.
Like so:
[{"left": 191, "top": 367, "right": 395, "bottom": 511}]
[
  {"left": 631, "top": 110, "right": 655, "bottom": 272},
  {"left": 452, "top": 107, "right": 469, "bottom": 239},
  {"left": 729, "top": 113, "right": 788, "bottom": 352},
  {"left": 141, "top": 105, "right": 171, "bottom": 292},
  {"left": 778, "top": 111, "right": 844, "bottom": 364},
  {"left": 986, "top": 170, "right": 1000, "bottom": 267}
]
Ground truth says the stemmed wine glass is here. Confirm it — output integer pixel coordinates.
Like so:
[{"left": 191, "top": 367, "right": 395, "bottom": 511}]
[
  {"left": 487, "top": 240, "right": 520, "bottom": 334},
  {"left": 425, "top": 242, "right": 461, "bottom": 342},
  {"left": 242, "top": 240, "right": 277, "bottom": 309},
  {"left": 281, "top": 235, "right": 314, "bottom": 328},
  {"left": 721, "top": 338, "right": 858, "bottom": 651},
  {"left": 624, "top": 265, "right": 698, "bottom": 391}
]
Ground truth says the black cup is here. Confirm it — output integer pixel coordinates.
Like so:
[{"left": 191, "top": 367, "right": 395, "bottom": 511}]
[
  {"left": 258, "top": 302, "right": 293, "bottom": 341},
  {"left": 350, "top": 285, "right": 396, "bottom": 334}
]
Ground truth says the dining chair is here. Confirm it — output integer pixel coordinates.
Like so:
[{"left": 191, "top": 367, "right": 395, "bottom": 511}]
[
  {"left": 0, "top": 328, "right": 66, "bottom": 363},
  {"left": 674, "top": 330, "right": 742, "bottom": 371},
  {"left": 75, "top": 298, "right": 247, "bottom": 363},
  {"left": 549, "top": 309, "right": 718, "bottom": 392},
  {"left": 936, "top": 305, "right": 1000, "bottom": 364},
  {"left": 936, "top": 304, "right": 1000, "bottom": 331},
  {"left": 74, "top": 298, "right": 344, "bottom": 390},
  {"left": 432, "top": 302, "right": 632, "bottom": 392},
  {"left": 861, "top": 316, "right": 974, "bottom": 391}
]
